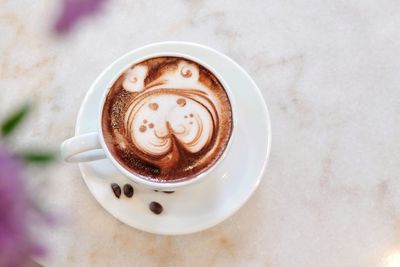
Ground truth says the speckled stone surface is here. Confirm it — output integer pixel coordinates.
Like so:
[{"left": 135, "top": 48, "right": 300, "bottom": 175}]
[{"left": 1, "top": 0, "right": 400, "bottom": 266}]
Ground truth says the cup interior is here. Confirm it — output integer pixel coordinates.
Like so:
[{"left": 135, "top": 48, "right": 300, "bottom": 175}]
[{"left": 97, "top": 52, "right": 237, "bottom": 190}]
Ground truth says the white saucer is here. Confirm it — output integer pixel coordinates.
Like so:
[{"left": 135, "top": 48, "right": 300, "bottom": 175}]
[{"left": 75, "top": 42, "right": 271, "bottom": 235}]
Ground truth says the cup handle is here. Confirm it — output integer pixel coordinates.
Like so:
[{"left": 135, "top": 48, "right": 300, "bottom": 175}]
[{"left": 61, "top": 132, "right": 106, "bottom": 162}]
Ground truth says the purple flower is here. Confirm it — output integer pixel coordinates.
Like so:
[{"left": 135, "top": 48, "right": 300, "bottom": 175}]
[
  {"left": 0, "top": 146, "right": 44, "bottom": 267},
  {"left": 54, "top": 0, "right": 106, "bottom": 34}
]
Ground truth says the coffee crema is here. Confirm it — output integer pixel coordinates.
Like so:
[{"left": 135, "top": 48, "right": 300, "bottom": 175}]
[{"left": 102, "top": 56, "right": 233, "bottom": 182}]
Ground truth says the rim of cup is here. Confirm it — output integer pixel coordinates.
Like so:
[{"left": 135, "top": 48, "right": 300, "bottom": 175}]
[{"left": 97, "top": 51, "right": 237, "bottom": 190}]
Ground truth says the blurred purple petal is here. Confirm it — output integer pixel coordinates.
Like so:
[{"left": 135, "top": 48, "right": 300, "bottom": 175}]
[
  {"left": 54, "top": 0, "right": 106, "bottom": 34},
  {"left": 0, "top": 146, "right": 44, "bottom": 267}
]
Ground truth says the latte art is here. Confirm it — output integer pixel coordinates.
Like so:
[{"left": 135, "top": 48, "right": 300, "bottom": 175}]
[
  {"left": 125, "top": 91, "right": 216, "bottom": 157},
  {"left": 102, "top": 57, "right": 233, "bottom": 182}
]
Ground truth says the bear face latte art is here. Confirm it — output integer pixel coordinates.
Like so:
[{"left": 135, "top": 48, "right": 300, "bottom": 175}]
[{"left": 102, "top": 56, "right": 233, "bottom": 182}]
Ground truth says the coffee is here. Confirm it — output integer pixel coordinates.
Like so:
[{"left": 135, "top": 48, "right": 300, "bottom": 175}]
[{"left": 102, "top": 56, "right": 233, "bottom": 182}]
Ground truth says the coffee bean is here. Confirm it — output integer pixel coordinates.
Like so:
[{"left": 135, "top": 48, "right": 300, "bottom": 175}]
[
  {"left": 149, "top": 201, "right": 163, "bottom": 215},
  {"left": 111, "top": 183, "right": 121, "bottom": 198},
  {"left": 123, "top": 184, "right": 134, "bottom": 198}
]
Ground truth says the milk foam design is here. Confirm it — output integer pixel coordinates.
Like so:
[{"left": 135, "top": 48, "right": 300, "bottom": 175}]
[{"left": 123, "top": 60, "right": 218, "bottom": 163}]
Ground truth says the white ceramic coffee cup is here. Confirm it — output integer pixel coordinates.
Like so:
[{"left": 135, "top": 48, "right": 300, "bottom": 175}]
[{"left": 61, "top": 51, "right": 236, "bottom": 191}]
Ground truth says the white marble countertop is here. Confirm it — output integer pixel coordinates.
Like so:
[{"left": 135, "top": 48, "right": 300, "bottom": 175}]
[{"left": 1, "top": 0, "right": 400, "bottom": 266}]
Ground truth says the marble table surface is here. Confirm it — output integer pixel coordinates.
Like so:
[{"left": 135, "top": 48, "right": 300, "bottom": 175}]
[{"left": 1, "top": 0, "right": 400, "bottom": 266}]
